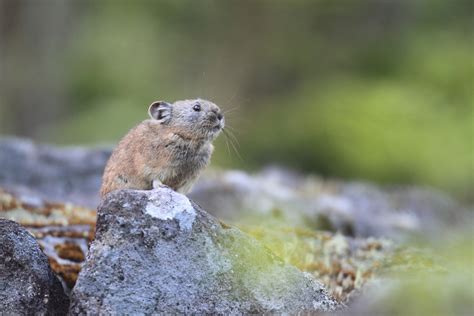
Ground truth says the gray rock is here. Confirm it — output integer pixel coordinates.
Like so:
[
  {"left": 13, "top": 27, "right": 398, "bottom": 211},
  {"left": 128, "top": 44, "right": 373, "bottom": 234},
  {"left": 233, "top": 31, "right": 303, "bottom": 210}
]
[
  {"left": 1, "top": 137, "right": 470, "bottom": 241},
  {"left": 69, "top": 187, "right": 338, "bottom": 315},
  {"left": 0, "top": 137, "right": 110, "bottom": 208},
  {"left": 0, "top": 219, "right": 69, "bottom": 315},
  {"left": 190, "top": 168, "right": 471, "bottom": 241}
]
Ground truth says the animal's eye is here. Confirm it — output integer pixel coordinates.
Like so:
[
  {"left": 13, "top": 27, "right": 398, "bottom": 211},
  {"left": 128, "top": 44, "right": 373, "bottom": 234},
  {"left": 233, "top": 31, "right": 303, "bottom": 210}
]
[{"left": 193, "top": 103, "right": 201, "bottom": 112}]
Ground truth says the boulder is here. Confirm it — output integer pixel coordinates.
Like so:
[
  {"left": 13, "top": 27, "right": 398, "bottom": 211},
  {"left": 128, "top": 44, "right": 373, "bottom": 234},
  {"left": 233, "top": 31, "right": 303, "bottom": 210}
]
[
  {"left": 0, "top": 137, "right": 110, "bottom": 208},
  {"left": 69, "top": 187, "right": 338, "bottom": 314},
  {"left": 0, "top": 219, "right": 69, "bottom": 315}
]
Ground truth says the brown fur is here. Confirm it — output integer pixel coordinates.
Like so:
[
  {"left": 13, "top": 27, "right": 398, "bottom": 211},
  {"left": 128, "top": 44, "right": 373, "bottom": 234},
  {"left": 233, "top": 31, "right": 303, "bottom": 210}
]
[{"left": 100, "top": 99, "right": 224, "bottom": 198}]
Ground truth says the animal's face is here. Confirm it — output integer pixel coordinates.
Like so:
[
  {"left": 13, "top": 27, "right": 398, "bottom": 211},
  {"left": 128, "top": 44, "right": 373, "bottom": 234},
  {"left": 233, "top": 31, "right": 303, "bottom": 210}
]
[{"left": 148, "top": 99, "right": 224, "bottom": 140}]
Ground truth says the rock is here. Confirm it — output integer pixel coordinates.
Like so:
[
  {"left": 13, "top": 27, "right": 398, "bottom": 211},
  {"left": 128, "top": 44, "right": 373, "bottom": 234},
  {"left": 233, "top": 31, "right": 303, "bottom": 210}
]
[
  {"left": 0, "top": 137, "right": 110, "bottom": 208},
  {"left": 0, "top": 137, "right": 470, "bottom": 241},
  {"left": 0, "top": 218, "right": 69, "bottom": 315},
  {"left": 0, "top": 188, "right": 96, "bottom": 290},
  {"left": 190, "top": 168, "right": 471, "bottom": 241},
  {"left": 69, "top": 187, "right": 338, "bottom": 314}
]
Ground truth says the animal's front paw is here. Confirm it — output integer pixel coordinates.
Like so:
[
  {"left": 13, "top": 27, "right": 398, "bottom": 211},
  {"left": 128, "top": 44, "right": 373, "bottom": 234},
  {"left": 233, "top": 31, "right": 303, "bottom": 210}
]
[
  {"left": 152, "top": 180, "right": 163, "bottom": 189},
  {"left": 152, "top": 180, "right": 173, "bottom": 191}
]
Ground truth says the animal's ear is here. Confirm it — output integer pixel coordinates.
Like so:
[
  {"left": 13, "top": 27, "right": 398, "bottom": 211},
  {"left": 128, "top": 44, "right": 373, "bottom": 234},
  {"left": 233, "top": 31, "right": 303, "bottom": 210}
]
[{"left": 148, "top": 101, "right": 172, "bottom": 123}]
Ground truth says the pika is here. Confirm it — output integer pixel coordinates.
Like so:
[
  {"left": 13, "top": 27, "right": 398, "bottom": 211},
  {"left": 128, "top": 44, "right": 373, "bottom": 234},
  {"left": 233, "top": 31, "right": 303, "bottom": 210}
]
[{"left": 100, "top": 99, "right": 224, "bottom": 198}]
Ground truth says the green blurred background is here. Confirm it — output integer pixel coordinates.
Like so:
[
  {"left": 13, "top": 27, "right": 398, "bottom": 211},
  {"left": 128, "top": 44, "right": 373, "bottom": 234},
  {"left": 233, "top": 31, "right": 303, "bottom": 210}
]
[{"left": 0, "top": 0, "right": 473, "bottom": 200}]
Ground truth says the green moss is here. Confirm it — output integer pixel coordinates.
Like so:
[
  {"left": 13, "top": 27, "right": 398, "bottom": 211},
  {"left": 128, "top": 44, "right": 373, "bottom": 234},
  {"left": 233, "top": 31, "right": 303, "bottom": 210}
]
[
  {"left": 240, "top": 222, "right": 473, "bottom": 311},
  {"left": 376, "top": 239, "right": 474, "bottom": 316}
]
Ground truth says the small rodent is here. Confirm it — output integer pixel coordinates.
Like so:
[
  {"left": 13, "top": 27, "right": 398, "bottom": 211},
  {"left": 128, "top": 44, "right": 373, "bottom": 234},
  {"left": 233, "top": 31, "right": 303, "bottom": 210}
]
[{"left": 100, "top": 99, "right": 224, "bottom": 198}]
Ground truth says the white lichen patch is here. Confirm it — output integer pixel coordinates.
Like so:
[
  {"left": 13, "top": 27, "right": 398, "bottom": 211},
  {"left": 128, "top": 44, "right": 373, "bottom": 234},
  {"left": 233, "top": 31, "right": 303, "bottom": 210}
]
[{"left": 144, "top": 188, "right": 196, "bottom": 231}]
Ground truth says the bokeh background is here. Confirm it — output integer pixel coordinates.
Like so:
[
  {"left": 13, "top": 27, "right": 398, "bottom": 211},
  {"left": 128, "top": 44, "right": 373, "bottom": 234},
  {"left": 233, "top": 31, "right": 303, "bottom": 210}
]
[{"left": 0, "top": 0, "right": 473, "bottom": 201}]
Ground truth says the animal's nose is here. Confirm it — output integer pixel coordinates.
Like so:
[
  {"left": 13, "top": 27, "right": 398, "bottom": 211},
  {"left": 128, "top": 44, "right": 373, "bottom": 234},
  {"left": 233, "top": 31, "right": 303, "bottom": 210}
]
[{"left": 212, "top": 109, "right": 223, "bottom": 121}]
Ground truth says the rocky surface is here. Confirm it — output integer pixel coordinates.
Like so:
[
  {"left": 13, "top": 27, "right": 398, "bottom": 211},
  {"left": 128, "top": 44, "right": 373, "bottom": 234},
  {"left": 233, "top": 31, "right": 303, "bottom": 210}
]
[
  {"left": 0, "top": 188, "right": 95, "bottom": 290},
  {"left": 0, "top": 188, "right": 400, "bottom": 303},
  {"left": 0, "top": 218, "right": 69, "bottom": 314},
  {"left": 0, "top": 137, "right": 110, "bottom": 208},
  {"left": 70, "top": 187, "right": 339, "bottom": 314},
  {"left": 190, "top": 168, "right": 472, "bottom": 241},
  {"left": 1, "top": 137, "right": 472, "bottom": 314},
  {"left": 1, "top": 138, "right": 470, "bottom": 242}
]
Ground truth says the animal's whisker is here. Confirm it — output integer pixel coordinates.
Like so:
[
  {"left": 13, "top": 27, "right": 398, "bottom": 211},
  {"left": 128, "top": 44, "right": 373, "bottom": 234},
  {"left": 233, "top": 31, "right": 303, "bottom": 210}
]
[
  {"left": 223, "top": 108, "right": 240, "bottom": 115},
  {"left": 224, "top": 124, "right": 240, "bottom": 135},
  {"left": 223, "top": 127, "right": 240, "bottom": 148},
  {"left": 223, "top": 133, "right": 232, "bottom": 156},
  {"left": 222, "top": 129, "right": 243, "bottom": 161},
  {"left": 223, "top": 104, "right": 241, "bottom": 114}
]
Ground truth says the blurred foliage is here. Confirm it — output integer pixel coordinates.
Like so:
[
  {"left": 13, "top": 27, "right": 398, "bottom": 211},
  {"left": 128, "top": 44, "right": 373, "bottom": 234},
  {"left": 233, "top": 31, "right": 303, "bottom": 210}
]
[
  {"left": 367, "top": 237, "right": 474, "bottom": 316},
  {"left": 0, "top": 0, "right": 472, "bottom": 199},
  {"left": 243, "top": 222, "right": 474, "bottom": 314}
]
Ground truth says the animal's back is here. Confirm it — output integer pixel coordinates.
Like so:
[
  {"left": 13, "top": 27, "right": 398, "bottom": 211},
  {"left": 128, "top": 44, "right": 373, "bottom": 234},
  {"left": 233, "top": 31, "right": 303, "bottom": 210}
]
[{"left": 100, "top": 121, "right": 157, "bottom": 197}]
